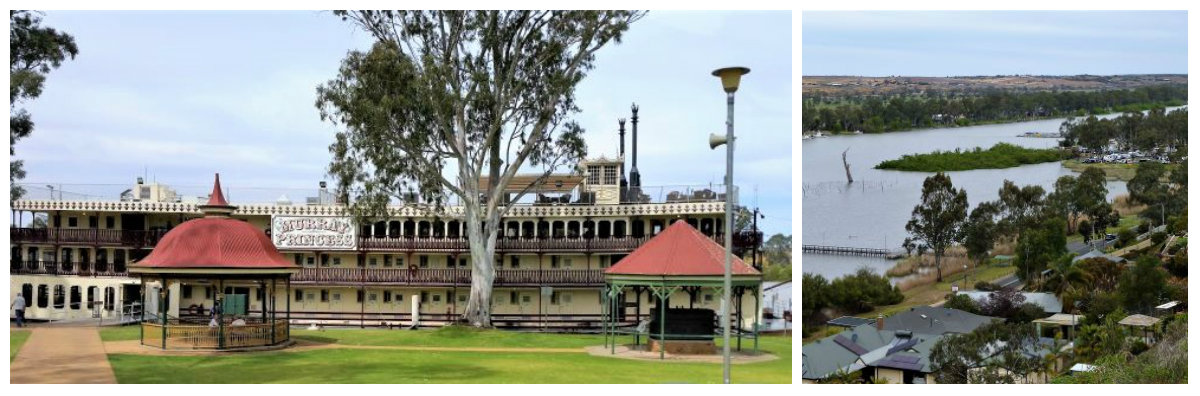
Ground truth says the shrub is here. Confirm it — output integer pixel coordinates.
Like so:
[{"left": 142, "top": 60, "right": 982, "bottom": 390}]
[
  {"left": 1117, "top": 228, "right": 1137, "bottom": 247},
  {"left": 827, "top": 268, "right": 904, "bottom": 315},
  {"left": 1151, "top": 231, "right": 1167, "bottom": 246},
  {"left": 1137, "top": 222, "right": 1150, "bottom": 234}
]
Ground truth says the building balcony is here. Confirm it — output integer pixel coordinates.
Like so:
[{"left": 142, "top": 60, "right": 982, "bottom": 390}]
[
  {"left": 10, "top": 227, "right": 170, "bottom": 247},
  {"left": 10, "top": 260, "right": 131, "bottom": 278},
  {"left": 290, "top": 267, "right": 605, "bottom": 287},
  {"left": 14, "top": 227, "right": 739, "bottom": 254}
]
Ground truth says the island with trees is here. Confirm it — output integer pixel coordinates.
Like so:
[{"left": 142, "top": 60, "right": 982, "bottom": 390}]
[{"left": 875, "top": 143, "right": 1070, "bottom": 172}]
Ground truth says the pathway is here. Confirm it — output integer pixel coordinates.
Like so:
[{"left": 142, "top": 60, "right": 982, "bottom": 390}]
[{"left": 10, "top": 326, "right": 117, "bottom": 384}]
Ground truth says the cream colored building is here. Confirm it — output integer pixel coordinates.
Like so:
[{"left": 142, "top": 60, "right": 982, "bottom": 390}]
[{"left": 10, "top": 158, "right": 762, "bottom": 330}]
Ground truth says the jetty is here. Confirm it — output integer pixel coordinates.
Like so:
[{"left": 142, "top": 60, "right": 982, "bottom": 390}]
[{"left": 802, "top": 244, "right": 904, "bottom": 259}]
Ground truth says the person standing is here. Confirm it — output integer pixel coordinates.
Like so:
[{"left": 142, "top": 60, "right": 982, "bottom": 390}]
[{"left": 11, "top": 293, "right": 27, "bottom": 327}]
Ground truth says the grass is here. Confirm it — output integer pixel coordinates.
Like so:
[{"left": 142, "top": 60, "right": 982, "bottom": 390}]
[
  {"left": 100, "top": 325, "right": 142, "bottom": 342},
  {"left": 104, "top": 328, "right": 792, "bottom": 384},
  {"left": 11, "top": 329, "right": 31, "bottom": 362},
  {"left": 865, "top": 263, "right": 1016, "bottom": 320},
  {"left": 292, "top": 325, "right": 611, "bottom": 349},
  {"left": 1062, "top": 160, "right": 1181, "bottom": 182},
  {"left": 1067, "top": 214, "right": 1142, "bottom": 244},
  {"left": 875, "top": 143, "right": 1068, "bottom": 172}
]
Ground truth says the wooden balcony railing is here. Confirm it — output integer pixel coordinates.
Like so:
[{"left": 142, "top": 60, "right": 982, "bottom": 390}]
[
  {"left": 291, "top": 267, "right": 604, "bottom": 286},
  {"left": 12, "top": 227, "right": 747, "bottom": 255},
  {"left": 10, "top": 260, "right": 130, "bottom": 277},
  {"left": 10, "top": 227, "right": 170, "bottom": 247}
]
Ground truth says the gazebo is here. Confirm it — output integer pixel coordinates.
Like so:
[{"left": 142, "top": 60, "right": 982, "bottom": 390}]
[
  {"left": 602, "top": 220, "right": 762, "bottom": 359},
  {"left": 129, "top": 174, "right": 299, "bottom": 350}
]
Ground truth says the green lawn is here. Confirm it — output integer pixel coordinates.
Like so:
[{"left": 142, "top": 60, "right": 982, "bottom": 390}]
[
  {"left": 292, "top": 325, "right": 614, "bottom": 349},
  {"left": 100, "top": 325, "right": 142, "bottom": 342},
  {"left": 11, "top": 330, "right": 31, "bottom": 361},
  {"left": 104, "top": 327, "right": 792, "bottom": 383}
]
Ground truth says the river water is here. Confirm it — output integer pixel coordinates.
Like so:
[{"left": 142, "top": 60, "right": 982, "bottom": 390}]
[{"left": 800, "top": 112, "right": 1150, "bottom": 280}]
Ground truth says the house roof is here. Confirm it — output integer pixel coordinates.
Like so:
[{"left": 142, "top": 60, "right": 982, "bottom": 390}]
[
  {"left": 604, "top": 221, "right": 760, "bottom": 277},
  {"left": 1033, "top": 313, "right": 1084, "bottom": 327},
  {"left": 130, "top": 174, "right": 296, "bottom": 271},
  {"left": 827, "top": 316, "right": 875, "bottom": 328},
  {"left": 802, "top": 325, "right": 898, "bottom": 379},
  {"left": 958, "top": 291, "right": 1064, "bottom": 314},
  {"left": 1118, "top": 314, "right": 1161, "bottom": 327},
  {"left": 878, "top": 306, "right": 1000, "bottom": 335},
  {"left": 1072, "top": 248, "right": 1125, "bottom": 264}
]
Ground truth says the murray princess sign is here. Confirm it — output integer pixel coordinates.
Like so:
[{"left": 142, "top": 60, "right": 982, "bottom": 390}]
[{"left": 272, "top": 216, "right": 357, "bottom": 250}]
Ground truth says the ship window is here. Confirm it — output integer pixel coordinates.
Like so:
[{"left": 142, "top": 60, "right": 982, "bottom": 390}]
[
  {"left": 105, "top": 216, "right": 115, "bottom": 229},
  {"left": 420, "top": 256, "right": 429, "bottom": 268},
  {"left": 320, "top": 289, "right": 329, "bottom": 302},
  {"left": 603, "top": 165, "right": 618, "bottom": 185},
  {"left": 383, "top": 291, "right": 392, "bottom": 303},
  {"left": 587, "top": 165, "right": 601, "bottom": 184},
  {"left": 68, "top": 217, "right": 78, "bottom": 227},
  {"left": 104, "top": 287, "right": 115, "bottom": 311},
  {"left": 182, "top": 285, "right": 193, "bottom": 299},
  {"left": 510, "top": 256, "right": 519, "bottom": 268},
  {"left": 53, "top": 285, "right": 66, "bottom": 308},
  {"left": 70, "top": 286, "right": 81, "bottom": 310}
]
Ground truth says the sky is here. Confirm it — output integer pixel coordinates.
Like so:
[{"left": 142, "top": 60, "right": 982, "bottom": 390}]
[
  {"left": 803, "top": 10, "right": 1187, "bottom": 76},
  {"left": 15, "top": 10, "right": 793, "bottom": 235}
]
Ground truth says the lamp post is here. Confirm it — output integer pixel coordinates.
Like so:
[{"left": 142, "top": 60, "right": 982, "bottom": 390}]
[{"left": 710, "top": 66, "right": 749, "bottom": 384}]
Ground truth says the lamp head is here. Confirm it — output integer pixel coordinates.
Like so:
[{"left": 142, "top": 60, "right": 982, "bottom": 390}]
[{"left": 711, "top": 66, "right": 750, "bottom": 93}]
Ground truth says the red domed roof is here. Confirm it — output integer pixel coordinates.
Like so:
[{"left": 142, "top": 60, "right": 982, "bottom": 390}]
[
  {"left": 134, "top": 217, "right": 295, "bottom": 269},
  {"left": 132, "top": 173, "right": 295, "bottom": 270},
  {"left": 605, "top": 220, "right": 760, "bottom": 276}
]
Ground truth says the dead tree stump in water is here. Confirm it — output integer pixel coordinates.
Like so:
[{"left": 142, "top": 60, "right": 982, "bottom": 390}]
[{"left": 842, "top": 148, "right": 854, "bottom": 184}]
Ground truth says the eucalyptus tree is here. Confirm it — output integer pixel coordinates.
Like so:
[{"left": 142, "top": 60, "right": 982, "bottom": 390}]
[
  {"left": 962, "top": 201, "right": 1000, "bottom": 271},
  {"left": 317, "top": 10, "right": 645, "bottom": 327},
  {"left": 10, "top": 10, "right": 78, "bottom": 200},
  {"left": 905, "top": 173, "right": 968, "bottom": 283}
]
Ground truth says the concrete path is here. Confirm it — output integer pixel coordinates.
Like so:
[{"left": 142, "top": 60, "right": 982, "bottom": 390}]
[{"left": 10, "top": 327, "right": 117, "bottom": 384}]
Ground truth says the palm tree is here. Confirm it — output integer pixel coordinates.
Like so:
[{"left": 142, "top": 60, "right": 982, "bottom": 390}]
[{"left": 1043, "top": 254, "right": 1085, "bottom": 298}]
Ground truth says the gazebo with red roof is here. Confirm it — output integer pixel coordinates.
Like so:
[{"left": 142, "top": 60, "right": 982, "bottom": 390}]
[
  {"left": 601, "top": 220, "right": 762, "bottom": 359},
  {"left": 129, "top": 174, "right": 299, "bottom": 350}
]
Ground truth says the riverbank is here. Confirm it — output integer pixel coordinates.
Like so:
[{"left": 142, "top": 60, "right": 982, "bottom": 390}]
[
  {"left": 875, "top": 143, "right": 1069, "bottom": 172},
  {"left": 1062, "top": 159, "right": 1181, "bottom": 181}
]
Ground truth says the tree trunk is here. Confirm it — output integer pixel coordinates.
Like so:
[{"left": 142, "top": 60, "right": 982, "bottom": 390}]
[
  {"left": 461, "top": 204, "right": 499, "bottom": 327},
  {"left": 842, "top": 148, "right": 854, "bottom": 184},
  {"left": 934, "top": 251, "right": 943, "bottom": 283}
]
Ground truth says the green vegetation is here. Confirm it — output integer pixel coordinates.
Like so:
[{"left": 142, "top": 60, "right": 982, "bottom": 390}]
[
  {"left": 802, "top": 85, "right": 1186, "bottom": 134},
  {"left": 876, "top": 143, "right": 1068, "bottom": 172},
  {"left": 1060, "top": 107, "right": 1187, "bottom": 154},
  {"left": 293, "top": 326, "right": 610, "bottom": 349},
  {"left": 1055, "top": 315, "right": 1187, "bottom": 383},
  {"left": 100, "top": 325, "right": 142, "bottom": 342},
  {"left": 11, "top": 330, "right": 30, "bottom": 361},
  {"left": 801, "top": 269, "right": 902, "bottom": 336},
  {"left": 104, "top": 330, "right": 791, "bottom": 384}
]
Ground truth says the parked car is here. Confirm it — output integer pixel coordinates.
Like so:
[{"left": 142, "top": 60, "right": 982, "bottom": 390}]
[{"left": 1105, "top": 234, "right": 1117, "bottom": 241}]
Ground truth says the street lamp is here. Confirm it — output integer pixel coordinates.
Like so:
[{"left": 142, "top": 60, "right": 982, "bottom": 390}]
[{"left": 710, "top": 65, "right": 749, "bottom": 385}]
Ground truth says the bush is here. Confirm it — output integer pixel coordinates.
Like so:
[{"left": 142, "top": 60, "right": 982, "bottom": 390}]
[
  {"left": 1117, "top": 228, "right": 1137, "bottom": 247},
  {"left": 1137, "top": 222, "right": 1150, "bottom": 234},
  {"left": 974, "top": 281, "right": 997, "bottom": 291},
  {"left": 827, "top": 268, "right": 904, "bottom": 315},
  {"left": 1151, "top": 231, "right": 1168, "bottom": 246},
  {"left": 1129, "top": 340, "right": 1150, "bottom": 355},
  {"left": 945, "top": 293, "right": 981, "bottom": 314}
]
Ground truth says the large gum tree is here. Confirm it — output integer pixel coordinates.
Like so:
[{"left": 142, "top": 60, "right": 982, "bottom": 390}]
[{"left": 317, "top": 10, "right": 644, "bottom": 327}]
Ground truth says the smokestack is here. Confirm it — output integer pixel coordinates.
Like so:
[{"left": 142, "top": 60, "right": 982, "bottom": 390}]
[
  {"left": 618, "top": 118, "right": 626, "bottom": 158},
  {"left": 876, "top": 314, "right": 884, "bottom": 331},
  {"left": 630, "top": 103, "right": 641, "bottom": 188},
  {"left": 618, "top": 118, "right": 628, "bottom": 188}
]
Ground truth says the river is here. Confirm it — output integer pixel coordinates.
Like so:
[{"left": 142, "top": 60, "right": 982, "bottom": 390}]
[{"left": 799, "top": 110, "right": 1170, "bottom": 280}]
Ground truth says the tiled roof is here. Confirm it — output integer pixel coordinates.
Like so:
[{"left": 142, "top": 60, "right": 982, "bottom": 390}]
[{"left": 604, "top": 220, "right": 759, "bottom": 276}]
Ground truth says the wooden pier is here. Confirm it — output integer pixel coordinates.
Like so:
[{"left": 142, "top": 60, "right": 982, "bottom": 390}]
[{"left": 802, "top": 245, "right": 900, "bottom": 258}]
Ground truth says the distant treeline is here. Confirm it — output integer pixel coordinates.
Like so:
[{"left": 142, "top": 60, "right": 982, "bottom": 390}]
[
  {"left": 875, "top": 143, "right": 1070, "bottom": 172},
  {"left": 802, "top": 84, "right": 1186, "bottom": 134},
  {"left": 1061, "top": 107, "right": 1188, "bottom": 153}
]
